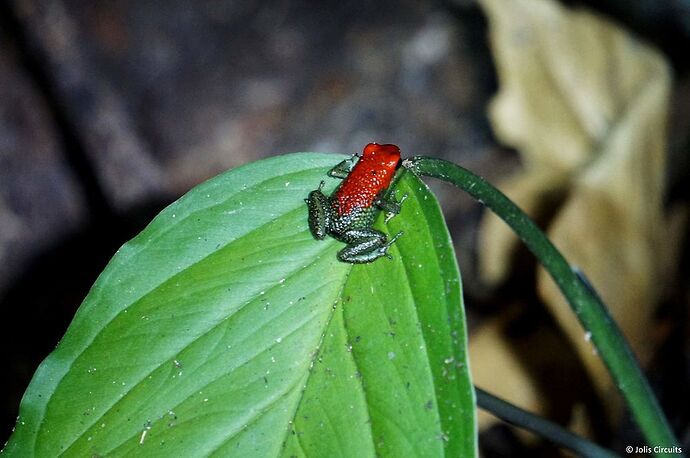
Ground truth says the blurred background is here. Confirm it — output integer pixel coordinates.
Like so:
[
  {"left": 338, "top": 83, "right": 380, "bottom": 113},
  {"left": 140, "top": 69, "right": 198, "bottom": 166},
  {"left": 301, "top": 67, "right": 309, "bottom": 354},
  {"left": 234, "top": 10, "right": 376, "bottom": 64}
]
[{"left": 1, "top": 0, "right": 689, "bottom": 455}]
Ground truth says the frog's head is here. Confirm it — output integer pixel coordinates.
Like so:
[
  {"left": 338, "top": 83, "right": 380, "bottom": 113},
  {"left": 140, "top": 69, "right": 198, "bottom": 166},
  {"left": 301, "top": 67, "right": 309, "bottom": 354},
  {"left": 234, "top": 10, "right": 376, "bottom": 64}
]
[{"left": 362, "top": 143, "right": 401, "bottom": 168}]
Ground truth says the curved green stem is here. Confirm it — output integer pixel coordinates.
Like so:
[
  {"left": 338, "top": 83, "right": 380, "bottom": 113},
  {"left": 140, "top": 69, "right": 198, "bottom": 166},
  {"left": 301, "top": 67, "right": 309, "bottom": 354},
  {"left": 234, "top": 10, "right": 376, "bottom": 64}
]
[
  {"left": 404, "top": 156, "right": 680, "bottom": 457},
  {"left": 476, "top": 387, "right": 620, "bottom": 458}
]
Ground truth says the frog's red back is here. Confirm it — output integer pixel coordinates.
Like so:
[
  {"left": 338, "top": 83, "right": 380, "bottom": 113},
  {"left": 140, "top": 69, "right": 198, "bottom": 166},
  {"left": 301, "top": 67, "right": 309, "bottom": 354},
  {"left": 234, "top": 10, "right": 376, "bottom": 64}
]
[{"left": 334, "top": 143, "right": 401, "bottom": 215}]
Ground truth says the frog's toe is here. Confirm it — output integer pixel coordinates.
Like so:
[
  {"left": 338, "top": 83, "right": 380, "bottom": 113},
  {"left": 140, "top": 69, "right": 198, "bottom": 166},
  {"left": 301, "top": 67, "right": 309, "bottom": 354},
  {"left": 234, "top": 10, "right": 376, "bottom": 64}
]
[{"left": 388, "top": 231, "right": 404, "bottom": 244}]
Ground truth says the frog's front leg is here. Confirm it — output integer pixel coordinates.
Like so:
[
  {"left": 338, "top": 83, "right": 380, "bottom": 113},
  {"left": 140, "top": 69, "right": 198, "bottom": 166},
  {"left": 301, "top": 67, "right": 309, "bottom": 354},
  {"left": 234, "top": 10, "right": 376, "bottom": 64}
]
[
  {"left": 305, "top": 181, "right": 332, "bottom": 240},
  {"left": 328, "top": 154, "right": 359, "bottom": 179},
  {"left": 374, "top": 190, "right": 408, "bottom": 223},
  {"left": 336, "top": 229, "right": 404, "bottom": 264}
]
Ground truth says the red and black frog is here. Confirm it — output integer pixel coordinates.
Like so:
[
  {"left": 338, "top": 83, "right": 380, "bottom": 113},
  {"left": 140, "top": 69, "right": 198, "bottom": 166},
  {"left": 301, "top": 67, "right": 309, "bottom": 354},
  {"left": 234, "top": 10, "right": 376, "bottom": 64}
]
[{"left": 305, "top": 143, "right": 407, "bottom": 263}]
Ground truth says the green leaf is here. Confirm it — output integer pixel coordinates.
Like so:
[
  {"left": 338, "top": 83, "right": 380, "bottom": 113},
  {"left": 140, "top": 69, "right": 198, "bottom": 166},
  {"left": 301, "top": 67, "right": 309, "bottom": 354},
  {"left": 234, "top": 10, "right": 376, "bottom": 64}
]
[{"left": 5, "top": 153, "right": 475, "bottom": 457}]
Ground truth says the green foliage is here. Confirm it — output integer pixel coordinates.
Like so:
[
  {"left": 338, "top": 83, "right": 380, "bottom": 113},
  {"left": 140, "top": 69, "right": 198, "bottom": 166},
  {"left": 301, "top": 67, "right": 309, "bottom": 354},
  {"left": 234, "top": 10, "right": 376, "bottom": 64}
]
[
  {"left": 407, "top": 155, "right": 679, "bottom": 456},
  {"left": 5, "top": 154, "right": 475, "bottom": 457}
]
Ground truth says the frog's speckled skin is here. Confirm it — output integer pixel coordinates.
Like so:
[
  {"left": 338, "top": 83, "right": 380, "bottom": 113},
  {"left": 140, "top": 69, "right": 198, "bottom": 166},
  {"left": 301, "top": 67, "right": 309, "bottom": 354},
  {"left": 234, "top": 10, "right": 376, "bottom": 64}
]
[{"left": 305, "top": 143, "right": 406, "bottom": 263}]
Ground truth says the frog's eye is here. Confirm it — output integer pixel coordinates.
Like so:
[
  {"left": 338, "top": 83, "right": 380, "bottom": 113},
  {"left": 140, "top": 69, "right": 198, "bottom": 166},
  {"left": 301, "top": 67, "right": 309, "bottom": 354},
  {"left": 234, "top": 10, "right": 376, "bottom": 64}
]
[{"left": 363, "top": 143, "right": 380, "bottom": 156}]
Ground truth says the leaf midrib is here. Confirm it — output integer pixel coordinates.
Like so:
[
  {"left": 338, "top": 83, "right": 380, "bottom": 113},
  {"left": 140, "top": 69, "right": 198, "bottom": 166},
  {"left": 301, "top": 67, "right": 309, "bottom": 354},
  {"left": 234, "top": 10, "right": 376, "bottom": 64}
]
[{"left": 277, "top": 262, "right": 355, "bottom": 458}]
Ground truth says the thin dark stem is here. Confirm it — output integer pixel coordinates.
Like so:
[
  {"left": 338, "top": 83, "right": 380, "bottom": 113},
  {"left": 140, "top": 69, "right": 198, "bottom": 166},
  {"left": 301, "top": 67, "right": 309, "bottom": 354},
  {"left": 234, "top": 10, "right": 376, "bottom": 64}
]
[
  {"left": 476, "top": 387, "right": 620, "bottom": 458},
  {"left": 404, "top": 157, "right": 680, "bottom": 457}
]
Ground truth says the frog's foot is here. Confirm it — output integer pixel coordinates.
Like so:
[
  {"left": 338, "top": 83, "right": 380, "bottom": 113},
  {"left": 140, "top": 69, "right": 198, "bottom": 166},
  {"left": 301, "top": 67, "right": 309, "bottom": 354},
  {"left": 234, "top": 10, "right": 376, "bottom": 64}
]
[
  {"left": 328, "top": 154, "right": 359, "bottom": 179},
  {"left": 375, "top": 190, "right": 408, "bottom": 223},
  {"left": 384, "top": 230, "right": 404, "bottom": 249},
  {"left": 336, "top": 229, "right": 404, "bottom": 264},
  {"left": 374, "top": 230, "right": 403, "bottom": 259}
]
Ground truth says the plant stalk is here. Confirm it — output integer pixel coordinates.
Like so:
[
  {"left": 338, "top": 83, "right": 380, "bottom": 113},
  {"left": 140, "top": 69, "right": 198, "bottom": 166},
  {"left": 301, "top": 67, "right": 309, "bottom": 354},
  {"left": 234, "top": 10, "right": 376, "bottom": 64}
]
[
  {"left": 405, "top": 156, "right": 680, "bottom": 457},
  {"left": 476, "top": 387, "right": 620, "bottom": 458}
]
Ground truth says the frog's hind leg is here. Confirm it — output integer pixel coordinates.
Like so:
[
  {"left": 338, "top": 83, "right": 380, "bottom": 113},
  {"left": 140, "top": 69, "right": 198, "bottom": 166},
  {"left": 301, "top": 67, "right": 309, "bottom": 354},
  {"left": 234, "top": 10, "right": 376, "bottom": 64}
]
[
  {"left": 305, "top": 182, "right": 331, "bottom": 240},
  {"left": 337, "top": 229, "right": 404, "bottom": 264}
]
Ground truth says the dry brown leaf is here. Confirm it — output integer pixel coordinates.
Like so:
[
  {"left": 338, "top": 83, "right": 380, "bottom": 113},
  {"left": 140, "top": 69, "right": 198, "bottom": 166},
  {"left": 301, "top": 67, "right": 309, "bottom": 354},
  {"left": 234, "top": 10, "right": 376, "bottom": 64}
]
[
  {"left": 477, "top": 0, "right": 681, "bottom": 403},
  {"left": 537, "top": 72, "right": 676, "bottom": 395},
  {"left": 470, "top": 310, "right": 597, "bottom": 434},
  {"left": 470, "top": 316, "right": 546, "bottom": 431}
]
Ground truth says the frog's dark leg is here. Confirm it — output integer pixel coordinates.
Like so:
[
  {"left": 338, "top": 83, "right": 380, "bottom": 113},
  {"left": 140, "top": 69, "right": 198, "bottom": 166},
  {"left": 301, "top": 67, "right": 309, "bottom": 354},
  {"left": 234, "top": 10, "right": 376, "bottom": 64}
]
[
  {"left": 305, "top": 181, "right": 331, "bottom": 240},
  {"left": 328, "top": 154, "right": 359, "bottom": 179},
  {"left": 374, "top": 190, "right": 408, "bottom": 223},
  {"left": 336, "top": 229, "right": 404, "bottom": 263}
]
